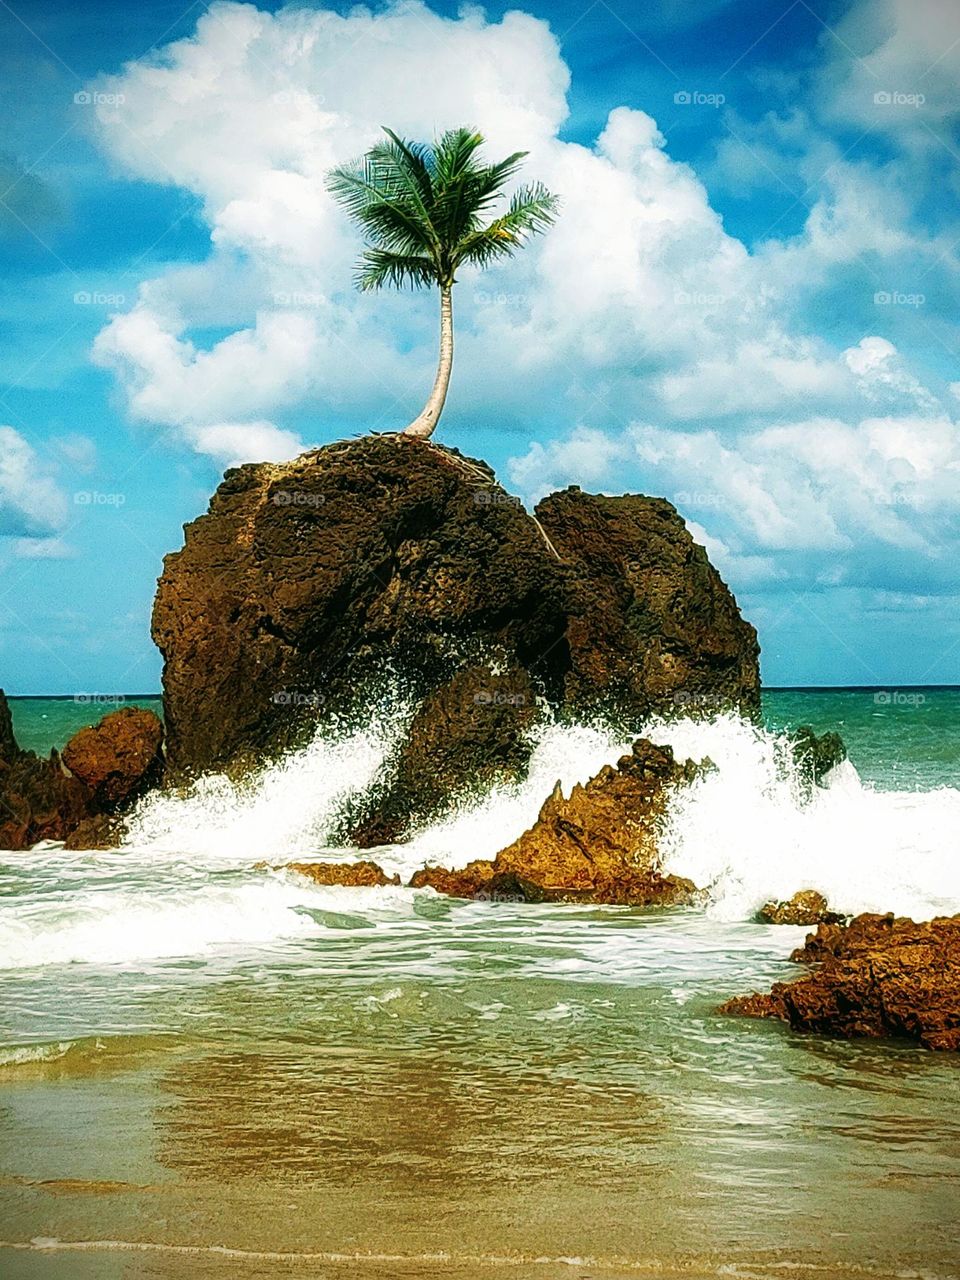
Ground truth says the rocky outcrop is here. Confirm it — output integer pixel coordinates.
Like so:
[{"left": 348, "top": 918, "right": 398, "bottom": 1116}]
[
  {"left": 408, "top": 860, "right": 496, "bottom": 897},
  {"left": 154, "top": 437, "right": 759, "bottom": 840},
  {"left": 720, "top": 912, "right": 960, "bottom": 1050},
  {"left": 0, "top": 695, "right": 164, "bottom": 851},
  {"left": 0, "top": 689, "right": 20, "bottom": 766},
  {"left": 60, "top": 707, "right": 163, "bottom": 809},
  {"left": 758, "top": 890, "right": 845, "bottom": 926},
  {"left": 789, "top": 725, "right": 847, "bottom": 790},
  {"left": 270, "top": 860, "right": 400, "bottom": 887},
  {"left": 408, "top": 738, "right": 701, "bottom": 906}
]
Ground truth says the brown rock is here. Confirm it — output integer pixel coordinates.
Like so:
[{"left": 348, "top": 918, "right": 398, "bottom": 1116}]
[
  {"left": 493, "top": 738, "right": 699, "bottom": 894},
  {"left": 407, "top": 738, "right": 701, "bottom": 907},
  {"left": 758, "top": 890, "right": 845, "bottom": 926},
  {"left": 0, "top": 749, "right": 92, "bottom": 850},
  {"left": 64, "top": 814, "right": 123, "bottom": 851},
  {"left": 273, "top": 860, "right": 400, "bottom": 887},
  {"left": 0, "top": 695, "right": 164, "bottom": 851},
  {"left": 0, "top": 689, "right": 21, "bottom": 766},
  {"left": 153, "top": 437, "right": 759, "bottom": 839},
  {"left": 719, "top": 912, "right": 960, "bottom": 1050},
  {"left": 408, "top": 860, "right": 495, "bottom": 897},
  {"left": 61, "top": 707, "right": 164, "bottom": 809}
]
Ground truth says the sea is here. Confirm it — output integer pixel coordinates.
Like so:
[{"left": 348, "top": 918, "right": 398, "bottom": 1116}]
[{"left": 1, "top": 689, "right": 958, "bottom": 1280}]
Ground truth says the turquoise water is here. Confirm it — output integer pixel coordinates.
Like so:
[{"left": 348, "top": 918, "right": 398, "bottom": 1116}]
[
  {"left": 10, "top": 686, "right": 959, "bottom": 789},
  {"left": 2, "top": 692, "right": 959, "bottom": 1278}
]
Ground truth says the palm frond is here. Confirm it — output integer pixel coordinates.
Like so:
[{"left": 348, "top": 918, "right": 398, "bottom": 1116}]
[
  {"left": 356, "top": 249, "right": 438, "bottom": 292},
  {"left": 454, "top": 182, "right": 560, "bottom": 268},
  {"left": 432, "top": 127, "right": 485, "bottom": 185},
  {"left": 327, "top": 127, "right": 558, "bottom": 293}
]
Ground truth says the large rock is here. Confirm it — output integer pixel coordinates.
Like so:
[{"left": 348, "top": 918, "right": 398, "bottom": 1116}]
[
  {"left": 409, "top": 738, "right": 701, "bottom": 906},
  {"left": 61, "top": 707, "right": 164, "bottom": 809},
  {"left": 720, "top": 912, "right": 960, "bottom": 1050},
  {"left": 0, "top": 695, "right": 164, "bottom": 851},
  {"left": 154, "top": 437, "right": 759, "bottom": 839}
]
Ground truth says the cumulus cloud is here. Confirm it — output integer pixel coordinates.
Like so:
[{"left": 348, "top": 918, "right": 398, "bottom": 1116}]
[
  {"left": 820, "top": 0, "right": 960, "bottom": 141},
  {"left": 78, "top": 0, "right": 960, "bottom": 615},
  {"left": 509, "top": 400, "right": 960, "bottom": 593},
  {"left": 87, "top": 0, "right": 883, "bottom": 452},
  {"left": 0, "top": 425, "right": 70, "bottom": 554}
]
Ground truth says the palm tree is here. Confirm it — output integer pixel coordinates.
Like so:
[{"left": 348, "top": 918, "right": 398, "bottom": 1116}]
[{"left": 327, "top": 127, "right": 558, "bottom": 439}]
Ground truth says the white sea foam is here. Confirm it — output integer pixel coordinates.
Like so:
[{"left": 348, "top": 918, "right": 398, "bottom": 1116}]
[
  {"left": 651, "top": 712, "right": 960, "bottom": 921},
  {"left": 3, "top": 709, "right": 960, "bottom": 971},
  {"left": 121, "top": 718, "right": 402, "bottom": 862}
]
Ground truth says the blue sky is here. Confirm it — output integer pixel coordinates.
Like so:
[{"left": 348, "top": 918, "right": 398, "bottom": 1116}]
[{"left": 1, "top": 0, "right": 959, "bottom": 694}]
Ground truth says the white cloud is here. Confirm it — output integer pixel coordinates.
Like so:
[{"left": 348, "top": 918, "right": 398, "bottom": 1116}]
[
  {"left": 76, "top": 0, "right": 960, "bottom": 612},
  {"left": 821, "top": 0, "right": 960, "bottom": 140},
  {"left": 0, "top": 425, "right": 69, "bottom": 544},
  {"left": 88, "top": 0, "right": 869, "bottom": 452},
  {"left": 509, "top": 403, "right": 960, "bottom": 591}
]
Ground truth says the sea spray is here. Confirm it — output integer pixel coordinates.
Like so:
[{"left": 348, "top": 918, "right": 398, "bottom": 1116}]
[
  {"left": 3, "top": 706, "right": 960, "bottom": 971},
  {"left": 121, "top": 715, "right": 407, "bottom": 862},
  {"left": 650, "top": 712, "right": 960, "bottom": 921}
]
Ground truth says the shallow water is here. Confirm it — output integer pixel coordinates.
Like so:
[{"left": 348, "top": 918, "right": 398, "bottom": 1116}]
[{"left": 2, "top": 693, "right": 960, "bottom": 1278}]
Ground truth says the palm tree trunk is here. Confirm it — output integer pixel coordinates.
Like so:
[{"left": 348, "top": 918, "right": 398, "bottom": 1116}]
[{"left": 403, "top": 284, "right": 453, "bottom": 439}]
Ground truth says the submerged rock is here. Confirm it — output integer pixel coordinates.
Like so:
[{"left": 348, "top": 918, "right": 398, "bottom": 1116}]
[
  {"left": 408, "top": 738, "right": 701, "bottom": 907},
  {"left": 0, "top": 694, "right": 164, "bottom": 851},
  {"left": 408, "top": 860, "right": 496, "bottom": 897},
  {"left": 758, "top": 890, "right": 845, "bottom": 926},
  {"left": 720, "top": 912, "right": 960, "bottom": 1050},
  {"left": 153, "top": 437, "right": 759, "bottom": 839},
  {"left": 274, "top": 860, "right": 400, "bottom": 887},
  {"left": 788, "top": 725, "right": 847, "bottom": 789}
]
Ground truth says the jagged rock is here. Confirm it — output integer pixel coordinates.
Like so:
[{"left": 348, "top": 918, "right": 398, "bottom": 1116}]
[
  {"left": 493, "top": 738, "right": 699, "bottom": 893},
  {"left": 535, "top": 487, "right": 761, "bottom": 719},
  {"left": 789, "top": 725, "right": 846, "bottom": 789},
  {"left": 153, "top": 437, "right": 759, "bottom": 839},
  {"left": 758, "top": 890, "right": 845, "bottom": 926},
  {"left": 719, "top": 912, "right": 960, "bottom": 1050},
  {"left": 272, "top": 860, "right": 400, "bottom": 887},
  {"left": 61, "top": 707, "right": 164, "bottom": 809},
  {"left": 0, "top": 689, "right": 21, "bottom": 766},
  {"left": 0, "top": 748, "right": 92, "bottom": 850},
  {"left": 64, "top": 814, "right": 123, "bottom": 851},
  {"left": 0, "top": 694, "right": 164, "bottom": 851},
  {"left": 407, "top": 738, "right": 701, "bottom": 907},
  {"left": 408, "top": 860, "right": 496, "bottom": 897}
]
